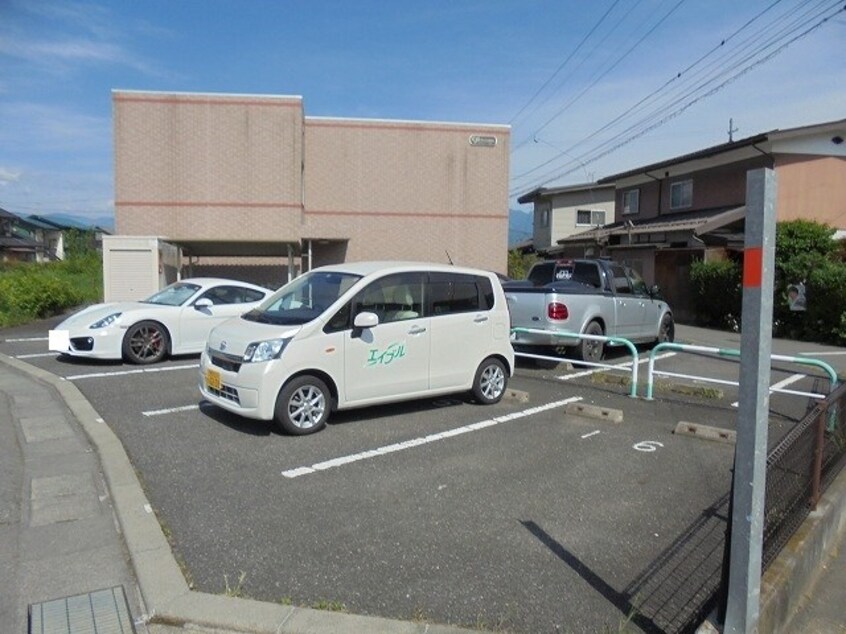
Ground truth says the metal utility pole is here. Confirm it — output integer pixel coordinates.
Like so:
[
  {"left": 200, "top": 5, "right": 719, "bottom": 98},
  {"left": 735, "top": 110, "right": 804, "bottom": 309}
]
[
  {"left": 728, "top": 118, "right": 739, "bottom": 142},
  {"left": 724, "top": 168, "right": 777, "bottom": 633}
]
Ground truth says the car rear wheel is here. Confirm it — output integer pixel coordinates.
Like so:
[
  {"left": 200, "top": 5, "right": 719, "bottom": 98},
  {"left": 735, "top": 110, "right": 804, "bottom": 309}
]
[
  {"left": 122, "top": 321, "right": 169, "bottom": 364},
  {"left": 575, "top": 320, "right": 604, "bottom": 363},
  {"left": 657, "top": 314, "right": 675, "bottom": 344},
  {"left": 274, "top": 375, "right": 331, "bottom": 435},
  {"left": 472, "top": 357, "right": 507, "bottom": 404}
]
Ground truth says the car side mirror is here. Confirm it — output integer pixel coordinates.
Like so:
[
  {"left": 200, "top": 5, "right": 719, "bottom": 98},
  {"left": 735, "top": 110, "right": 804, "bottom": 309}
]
[
  {"left": 352, "top": 311, "right": 378, "bottom": 338},
  {"left": 650, "top": 285, "right": 662, "bottom": 298},
  {"left": 194, "top": 298, "right": 213, "bottom": 310}
]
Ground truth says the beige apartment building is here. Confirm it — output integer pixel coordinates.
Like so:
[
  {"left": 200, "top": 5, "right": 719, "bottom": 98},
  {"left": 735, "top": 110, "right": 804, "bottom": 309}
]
[{"left": 113, "top": 90, "right": 510, "bottom": 287}]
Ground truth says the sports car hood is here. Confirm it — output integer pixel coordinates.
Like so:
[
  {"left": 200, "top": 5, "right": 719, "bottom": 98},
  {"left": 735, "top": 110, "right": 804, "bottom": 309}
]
[
  {"left": 55, "top": 302, "right": 165, "bottom": 329},
  {"left": 207, "top": 318, "right": 302, "bottom": 357}
]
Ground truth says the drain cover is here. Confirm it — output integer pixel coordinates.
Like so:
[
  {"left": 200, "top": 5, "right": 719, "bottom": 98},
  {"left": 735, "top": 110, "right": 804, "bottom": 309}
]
[{"left": 29, "top": 586, "right": 135, "bottom": 634}]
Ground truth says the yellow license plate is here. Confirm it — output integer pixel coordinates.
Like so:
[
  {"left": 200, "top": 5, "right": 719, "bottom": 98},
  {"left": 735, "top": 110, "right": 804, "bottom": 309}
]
[{"left": 205, "top": 368, "right": 221, "bottom": 391}]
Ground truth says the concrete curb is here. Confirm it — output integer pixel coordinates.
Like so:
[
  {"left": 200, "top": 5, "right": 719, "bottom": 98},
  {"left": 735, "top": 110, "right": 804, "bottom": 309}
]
[
  {"left": 673, "top": 421, "right": 736, "bottom": 445},
  {"left": 0, "top": 353, "right": 477, "bottom": 634},
  {"left": 565, "top": 401, "right": 624, "bottom": 424}
]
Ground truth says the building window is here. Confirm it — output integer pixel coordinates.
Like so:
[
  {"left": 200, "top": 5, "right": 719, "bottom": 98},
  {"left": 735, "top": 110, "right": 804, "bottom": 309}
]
[
  {"left": 576, "top": 209, "right": 606, "bottom": 226},
  {"left": 670, "top": 179, "right": 693, "bottom": 209},
  {"left": 622, "top": 189, "right": 639, "bottom": 215}
]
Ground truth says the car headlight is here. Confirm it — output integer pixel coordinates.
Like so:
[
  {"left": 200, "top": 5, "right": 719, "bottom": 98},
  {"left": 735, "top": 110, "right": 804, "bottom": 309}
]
[
  {"left": 242, "top": 338, "right": 290, "bottom": 363},
  {"left": 89, "top": 312, "right": 122, "bottom": 329}
]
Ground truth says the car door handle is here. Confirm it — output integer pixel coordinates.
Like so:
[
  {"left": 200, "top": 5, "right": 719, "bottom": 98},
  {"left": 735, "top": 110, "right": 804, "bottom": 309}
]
[
  {"left": 474, "top": 316, "right": 489, "bottom": 323},
  {"left": 408, "top": 326, "right": 427, "bottom": 335}
]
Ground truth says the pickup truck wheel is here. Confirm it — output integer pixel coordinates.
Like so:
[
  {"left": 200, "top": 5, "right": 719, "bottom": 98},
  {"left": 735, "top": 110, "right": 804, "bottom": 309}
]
[
  {"left": 576, "top": 321, "right": 604, "bottom": 363},
  {"left": 657, "top": 314, "right": 675, "bottom": 344},
  {"left": 472, "top": 357, "right": 507, "bottom": 404}
]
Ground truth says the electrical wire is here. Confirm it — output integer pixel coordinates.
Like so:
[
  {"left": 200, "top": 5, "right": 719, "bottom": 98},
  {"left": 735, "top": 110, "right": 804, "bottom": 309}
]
[{"left": 510, "top": 1, "right": 844, "bottom": 199}]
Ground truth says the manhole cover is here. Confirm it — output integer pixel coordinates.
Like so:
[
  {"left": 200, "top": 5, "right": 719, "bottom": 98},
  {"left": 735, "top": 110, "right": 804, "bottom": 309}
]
[{"left": 29, "top": 586, "right": 135, "bottom": 634}]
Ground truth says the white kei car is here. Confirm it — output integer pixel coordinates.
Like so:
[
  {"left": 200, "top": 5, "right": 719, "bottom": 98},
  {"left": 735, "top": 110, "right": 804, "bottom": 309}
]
[
  {"left": 49, "top": 278, "right": 269, "bottom": 364},
  {"left": 199, "top": 262, "right": 515, "bottom": 435}
]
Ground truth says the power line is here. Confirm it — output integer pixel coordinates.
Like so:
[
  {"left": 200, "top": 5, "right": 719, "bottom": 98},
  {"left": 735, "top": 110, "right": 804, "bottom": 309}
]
[
  {"left": 510, "top": 0, "right": 796, "bottom": 185},
  {"left": 508, "top": 0, "right": 622, "bottom": 125},
  {"left": 510, "top": 1, "right": 843, "bottom": 198}
]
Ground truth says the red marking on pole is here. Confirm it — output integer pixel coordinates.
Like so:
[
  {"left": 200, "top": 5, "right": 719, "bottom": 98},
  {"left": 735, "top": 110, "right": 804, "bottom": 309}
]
[{"left": 743, "top": 247, "right": 763, "bottom": 288}]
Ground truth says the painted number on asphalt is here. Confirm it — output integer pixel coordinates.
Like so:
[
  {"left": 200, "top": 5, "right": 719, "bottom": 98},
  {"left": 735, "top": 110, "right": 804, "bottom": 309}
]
[{"left": 633, "top": 441, "right": 664, "bottom": 452}]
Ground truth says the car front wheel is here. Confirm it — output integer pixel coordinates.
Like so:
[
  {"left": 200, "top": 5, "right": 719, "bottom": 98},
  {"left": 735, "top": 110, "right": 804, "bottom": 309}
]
[
  {"left": 122, "top": 321, "right": 169, "bottom": 364},
  {"left": 472, "top": 357, "right": 507, "bottom": 404},
  {"left": 274, "top": 375, "right": 331, "bottom": 435},
  {"left": 657, "top": 314, "right": 675, "bottom": 344}
]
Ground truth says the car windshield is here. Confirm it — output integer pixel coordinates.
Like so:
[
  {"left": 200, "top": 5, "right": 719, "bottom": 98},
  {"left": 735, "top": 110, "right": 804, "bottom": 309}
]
[
  {"left": 142, "top": 282, "right": 202, "bottom": 306},
  {"left": 242, "top": 271, "right": 361, "bottom": 325}
]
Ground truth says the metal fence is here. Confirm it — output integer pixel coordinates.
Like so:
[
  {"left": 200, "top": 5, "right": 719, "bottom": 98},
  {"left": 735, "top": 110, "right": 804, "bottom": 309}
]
[{"left": 762, "top": 381, "right": 846, "bottom": 570}]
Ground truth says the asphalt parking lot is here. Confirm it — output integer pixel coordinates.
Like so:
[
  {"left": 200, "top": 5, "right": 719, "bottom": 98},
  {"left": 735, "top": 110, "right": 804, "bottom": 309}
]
[{"left": 3, "top": 317, "right": 844, "bottom": 633}]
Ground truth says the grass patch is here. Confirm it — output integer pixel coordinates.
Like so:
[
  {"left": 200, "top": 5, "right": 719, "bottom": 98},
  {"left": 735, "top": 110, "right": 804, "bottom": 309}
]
[
  {"left": 311, "top": 598, "right": 347, "bottom": 612},
  {"left": 223, "top": 571, "right": 248, "bottom": 598}
]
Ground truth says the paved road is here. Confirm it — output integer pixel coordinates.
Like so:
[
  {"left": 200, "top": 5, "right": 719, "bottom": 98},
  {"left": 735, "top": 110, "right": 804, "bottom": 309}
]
[{"left": 2, "top": 317, "right": 843, "bottom": 633}]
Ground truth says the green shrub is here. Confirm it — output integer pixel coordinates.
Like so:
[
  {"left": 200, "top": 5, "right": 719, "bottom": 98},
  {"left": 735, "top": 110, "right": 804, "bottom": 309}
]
[
  {"left": 689, "top": 259, "right": 741, "bottom": 330},
  {"left": 0, "top": 256, "right": 102, "bottom": 327},
  {"left": 804, "top": 260, "right": 846, "bottom": 345},
  {"left": 507, "top": 249, "right": 538, "bottom": 280}
]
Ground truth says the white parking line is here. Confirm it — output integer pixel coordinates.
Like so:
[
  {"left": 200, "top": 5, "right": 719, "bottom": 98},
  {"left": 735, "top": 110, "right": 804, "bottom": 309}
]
[
  {"left": 15, "top": 352, "right": 56, "bottom": 359},
  {"left": 142, "top": 404, "right": 201, "bottom": 417},
  {"left": 64, "top": 364, "right": 199, "bottom": 381},
  {"left": 556, "top": 351, "right": 677, "bottom": 381},
  {"left": 281, "top": 396, "right": 584, "bottom": 479},
  {"left": 3, "top": 336, "right": 48, "bottom": 342},
  {"left": 731, "top": 373, "right": 810, "bottom": 407},
  {"left": 581, "top": 430, "right": 601, "bottom": 439}
]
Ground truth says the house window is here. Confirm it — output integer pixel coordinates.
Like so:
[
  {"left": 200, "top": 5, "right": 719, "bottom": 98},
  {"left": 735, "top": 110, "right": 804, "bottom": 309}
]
[
  {"left": 576, "top": 209, "right": 606, "bottom": 226},
  {"left": 622, "top": 189, "right": 639, "bottom": 215},
  {"left": 670, "top": 179, "right": 693, "bottom": 209}
]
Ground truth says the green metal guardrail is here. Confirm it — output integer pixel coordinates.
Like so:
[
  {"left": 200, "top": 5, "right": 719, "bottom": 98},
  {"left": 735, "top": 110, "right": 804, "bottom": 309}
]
[
  {"left": 645, "top": 342, "right": 839, "bottom": 403},
  {"left": 510, "top": 327, "right": 639, "bottom": 398}
]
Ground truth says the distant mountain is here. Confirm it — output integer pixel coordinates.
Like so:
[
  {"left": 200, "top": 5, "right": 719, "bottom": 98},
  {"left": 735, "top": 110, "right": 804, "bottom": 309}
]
[
  {"left": 25, "top": 213, "right": 115, "bottom": 232},
  {"left": 508, "top": 208, "right": 533, "bottom": 248}
]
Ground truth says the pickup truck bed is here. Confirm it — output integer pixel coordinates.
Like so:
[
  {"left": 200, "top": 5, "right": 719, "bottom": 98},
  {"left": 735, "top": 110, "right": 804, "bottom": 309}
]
[{"left": 504, "top": 259, "right": 674, "bottom": 362}]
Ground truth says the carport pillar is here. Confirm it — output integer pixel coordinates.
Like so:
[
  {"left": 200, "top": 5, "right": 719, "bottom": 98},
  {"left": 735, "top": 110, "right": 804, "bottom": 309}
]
[{"left": 724, "top": 168, "right": 777, "bottom": 633}]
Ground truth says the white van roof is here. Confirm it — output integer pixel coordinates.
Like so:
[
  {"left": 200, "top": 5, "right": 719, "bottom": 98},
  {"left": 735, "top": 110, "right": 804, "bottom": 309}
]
[{"left": 311, "top": 261, "right": 493, "bottom": 278}]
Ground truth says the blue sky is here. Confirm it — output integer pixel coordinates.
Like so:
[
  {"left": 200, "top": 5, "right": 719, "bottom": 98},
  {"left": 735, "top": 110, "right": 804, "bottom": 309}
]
[{"left": 0, "top": 0, "right": 843, "bottom": 223}]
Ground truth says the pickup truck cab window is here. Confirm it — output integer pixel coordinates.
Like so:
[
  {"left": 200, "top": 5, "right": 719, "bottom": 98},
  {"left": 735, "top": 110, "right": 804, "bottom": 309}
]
[{"left": 609, "top": 265, "right": 632, "bottom": 294}]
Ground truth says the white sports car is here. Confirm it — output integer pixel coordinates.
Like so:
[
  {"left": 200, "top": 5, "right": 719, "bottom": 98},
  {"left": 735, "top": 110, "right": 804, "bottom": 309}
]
[{"left": 48, "top": 278, "right": 269, "bottom": 364}]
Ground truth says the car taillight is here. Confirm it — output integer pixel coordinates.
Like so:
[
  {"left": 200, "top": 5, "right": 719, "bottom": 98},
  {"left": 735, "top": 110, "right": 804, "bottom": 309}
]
[{"left": 548, "top": 302, "right": 569, "bottom": 320}]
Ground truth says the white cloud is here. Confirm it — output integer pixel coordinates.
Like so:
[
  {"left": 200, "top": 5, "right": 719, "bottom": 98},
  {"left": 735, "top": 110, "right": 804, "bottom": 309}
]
[
  {"left": 0, "top": 35, "right": 158, "bottom": 75},
  {"left": 0, "top": 167, "right": 22, "bottom": 184},
  {"left": 0, "top": 102, "right": 111, "bottom": 153}
]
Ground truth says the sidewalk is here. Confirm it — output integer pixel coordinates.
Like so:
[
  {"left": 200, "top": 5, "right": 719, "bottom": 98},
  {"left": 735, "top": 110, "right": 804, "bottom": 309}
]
[
  {"left": 2, "top": 345, "right": 844, "bottom": 634},
  {"left": 0, "top": 357, "right": 142, "bottom": 633}
]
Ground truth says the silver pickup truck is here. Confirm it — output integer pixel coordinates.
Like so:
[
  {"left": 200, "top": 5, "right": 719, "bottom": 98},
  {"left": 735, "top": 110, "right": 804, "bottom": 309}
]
[{"left": 504, "top": 259, "right": 674, "bottom": 362}]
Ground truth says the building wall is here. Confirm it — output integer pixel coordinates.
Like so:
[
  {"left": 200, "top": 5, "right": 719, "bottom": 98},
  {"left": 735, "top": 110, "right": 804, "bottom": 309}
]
[
  {"left": 548, "top": 188, "right": 615, "bottom": 247},
  {"left": 303, "top": 118, "right": 509, "bottom": 272},
  {"left": 114, "top": 91, "right": 305, "bottom": 241},
  {"left": 775, "top": 155, "right": 846, "bottom": 227},
  {"left": 614, "top": 156, "right": 771, "bottom": 221},
  {"left": 114, "top": 91, "right": 509, "bottom": 274}
]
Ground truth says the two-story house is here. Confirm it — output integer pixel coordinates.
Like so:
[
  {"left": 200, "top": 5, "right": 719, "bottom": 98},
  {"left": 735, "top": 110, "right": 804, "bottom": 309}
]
[
  {"left": 517, "top": 182, "right": 615, "bottom": 253},
  {"left": 0, "top": 207, "right": 44, "bottom": 263},
  {"left": 552, "top": 118, "right": 846, "bottom": 321}
]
